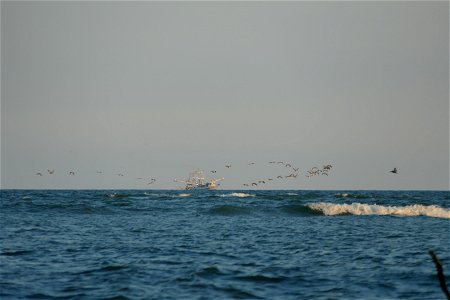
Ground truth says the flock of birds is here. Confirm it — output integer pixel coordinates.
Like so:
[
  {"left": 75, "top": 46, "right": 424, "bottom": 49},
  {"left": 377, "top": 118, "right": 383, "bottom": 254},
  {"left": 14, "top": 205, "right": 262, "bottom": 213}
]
[
  {"left": 229, "top": 162, "right": 334, "bottom": 187},
  {"left": 35, "top": 169, "right": 158, "bottom": 185},
  {"left": 34, "top": 164, "right": 398, "bottom": 188}
]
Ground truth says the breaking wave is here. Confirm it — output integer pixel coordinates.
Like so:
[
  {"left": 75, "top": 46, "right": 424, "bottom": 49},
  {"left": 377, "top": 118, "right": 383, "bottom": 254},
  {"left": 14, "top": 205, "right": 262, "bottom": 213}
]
[
  {"left": 307, "top": 202, "right": 450, "bottom": 219},
  {"left": 220, "top": 193, "right": 255, "bottom": 198}
]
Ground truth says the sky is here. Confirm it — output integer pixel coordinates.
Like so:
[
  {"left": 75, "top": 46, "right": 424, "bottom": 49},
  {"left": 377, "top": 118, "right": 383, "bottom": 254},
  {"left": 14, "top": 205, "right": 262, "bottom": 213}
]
[{"left": 1, "top": 1, "right": 449, "bottom": 190}]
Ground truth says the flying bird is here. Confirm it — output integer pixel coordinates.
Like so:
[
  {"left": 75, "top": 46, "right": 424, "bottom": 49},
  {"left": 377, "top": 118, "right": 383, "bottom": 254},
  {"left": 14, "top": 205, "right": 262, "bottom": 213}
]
[
  {"left": 248, "top": 162, "right": 255, "bottom": 165},
  {"left": 390, "top": 168, "right": 398, "bottom": 174},
  {"left": 251, "top": 183, "right": 258, "bottom": 186},
  {"left": 225, "top": 165, "right": 231, "bottom": 168},
  {"left": 211, "top": 170, "right": 217, "bottom": 173},
  {"left": 276, "top": 175, "right": 283, "bottom": 179},
  {"left": 293, "top": 168, "right": 299, "bottom": 172},
  {"left": 96, "top": 171, "right": 103, "bottom": 174},
  {"left": 36, "top": 172, "right": 43, "bottom": 176},
  {"left": 47, "top": 170, "right": 55, "bottom": 174},
  {"left": 285, "top": 164, "right": 292, "bottom": 168},
  {"left": 69, "top": 171, "right": 75, "bottom": 175}
]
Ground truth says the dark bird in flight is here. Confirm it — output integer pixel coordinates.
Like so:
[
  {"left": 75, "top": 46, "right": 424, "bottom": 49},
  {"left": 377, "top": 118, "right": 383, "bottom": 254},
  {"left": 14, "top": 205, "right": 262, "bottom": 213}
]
[
  {"left": 267, "top": 178, "right": 273, "bottom": 181},
  {"left": 248, "top": 162, "right": 255, "bottom": 165},
  {"left": 211, "top": 170, "right": 217, "bottom": 173},
  {"left": 285, "top": 164, "right": 292, "bottom": 168},
  {"left": 243, "top": 184, "right": 249, "bottom": 187},
  {"left": 69, "top": 171, "right": 75, "bottom": 175},
  {"left": 225, "top": 165, "right": 231, "bottom": 168},
  {"left": 258, "top": 180, "right": 265, "bottom": 184},
  {"left": 276, "top": 175, "right": 283, "bottom": 179},
  {"left": 390, "top": 168, "right": 398, "bottom": 174},
  {"left": 251, "top": 183, "right": 258, "bottom": 186},
  {"left": 47, "top": 170, "right": 55, "bottom": 174},
  {"left": 293, "top": 168, "right": 299, "bottom": 172},
  {"left": 36, "top": 172, "right": 43, "bottom": 176},
  {"left": 117, "top": 174, "right": 124, "bottom": 177},
  {"left": 269, "top": 161, "right": 276, "bottom": 164}
]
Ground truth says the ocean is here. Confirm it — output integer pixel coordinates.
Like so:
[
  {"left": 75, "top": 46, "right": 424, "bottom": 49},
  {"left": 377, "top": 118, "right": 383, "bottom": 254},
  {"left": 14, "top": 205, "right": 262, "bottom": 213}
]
[{"left": 1, "top": 190, "right": 449, "bottom": 299}]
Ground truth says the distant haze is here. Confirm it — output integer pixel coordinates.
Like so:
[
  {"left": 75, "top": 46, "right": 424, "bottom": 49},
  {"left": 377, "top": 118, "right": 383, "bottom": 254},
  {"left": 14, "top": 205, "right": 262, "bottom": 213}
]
[{"left": 2, "top": 1, "right": 448, "bottom": 190}]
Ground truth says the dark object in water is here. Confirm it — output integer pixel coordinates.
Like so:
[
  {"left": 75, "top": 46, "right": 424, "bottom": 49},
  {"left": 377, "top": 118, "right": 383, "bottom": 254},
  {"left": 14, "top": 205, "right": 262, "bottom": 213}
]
[{"left": 429, "top": 251, "right": 450, "bottom": 300}]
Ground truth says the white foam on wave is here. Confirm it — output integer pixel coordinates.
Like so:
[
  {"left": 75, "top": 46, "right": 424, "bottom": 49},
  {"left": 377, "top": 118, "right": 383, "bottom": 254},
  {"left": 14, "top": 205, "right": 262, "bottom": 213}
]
[
  {"left": 286, "top": 193, "right": 298, "bottom": 196},
  {"left": 221, "top": 193, "right": 255, "bottom": 198},
  {"left": 307, "top": 202, "right": 450, "bottom": 219},
  {"left": 178, "top": 193, "right": 191, "bottom": 197},
  {"left": 336, "top": 193, "right": 350, "bottom": 197}
]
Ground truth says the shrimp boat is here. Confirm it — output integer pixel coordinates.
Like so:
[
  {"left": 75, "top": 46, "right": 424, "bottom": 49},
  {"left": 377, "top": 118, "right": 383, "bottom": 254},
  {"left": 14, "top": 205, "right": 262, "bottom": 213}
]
[{"left": 175, "top": 169, "right": 224, "bottom": 190}]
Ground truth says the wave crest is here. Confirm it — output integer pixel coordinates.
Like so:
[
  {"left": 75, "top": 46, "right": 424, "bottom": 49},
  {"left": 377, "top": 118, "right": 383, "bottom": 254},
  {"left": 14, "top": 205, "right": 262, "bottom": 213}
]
[
  {"left": 220, "top": 193, "right": 255, "bottom": 198},
  {"left": 307, "top": 202, "right": 450, "bottom": 219}
]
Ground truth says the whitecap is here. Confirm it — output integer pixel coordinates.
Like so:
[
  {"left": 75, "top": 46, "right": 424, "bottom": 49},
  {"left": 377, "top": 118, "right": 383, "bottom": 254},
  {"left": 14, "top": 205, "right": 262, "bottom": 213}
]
[
  {"left": 307, "top": 202, "right": 450, "bottom": 219},
  {"left": 220, "top": 193, "right": 255, "bottom": 198},
  {"left": 178, "top": 193, "right": 191, "bottom": 197},
  {"left": 335, "top": 193, "right": 349, "bottom": 197}
]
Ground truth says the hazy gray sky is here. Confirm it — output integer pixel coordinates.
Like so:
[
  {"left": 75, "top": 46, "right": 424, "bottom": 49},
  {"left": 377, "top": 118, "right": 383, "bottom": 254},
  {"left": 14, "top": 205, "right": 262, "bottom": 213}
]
[{"left": 2, "top": 1, "right": 448, "bottom": 190}]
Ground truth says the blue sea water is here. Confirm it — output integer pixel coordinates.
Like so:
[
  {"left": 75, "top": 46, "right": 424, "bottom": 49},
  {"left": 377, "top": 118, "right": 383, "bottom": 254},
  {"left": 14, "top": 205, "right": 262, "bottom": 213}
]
[{"left": 1, "top": 190, "right": 449, "bottom": 300}]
